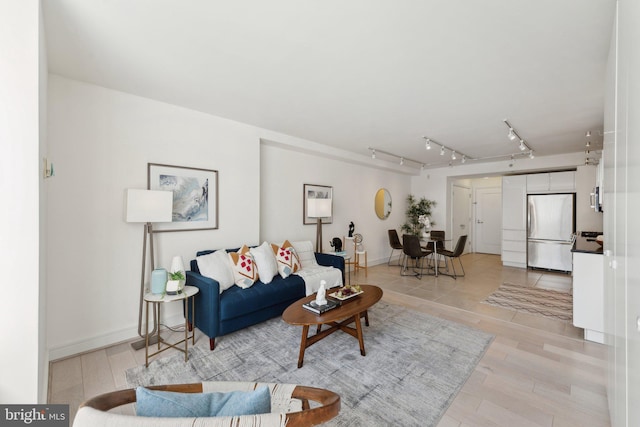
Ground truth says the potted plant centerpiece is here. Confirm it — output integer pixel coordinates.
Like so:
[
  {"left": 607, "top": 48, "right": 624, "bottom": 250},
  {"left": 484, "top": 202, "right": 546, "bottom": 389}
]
[
  {"left": 166, "top": 270, "right": 185, "bottom": 295},
  {"left": 401, "top": 194, "right": 436, "bottom": 237}
]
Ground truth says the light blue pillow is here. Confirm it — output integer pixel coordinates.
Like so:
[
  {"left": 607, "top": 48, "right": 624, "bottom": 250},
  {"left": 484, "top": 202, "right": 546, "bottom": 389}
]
[{"left": 135, "top": 385, "right": 271, "bottom": 418}]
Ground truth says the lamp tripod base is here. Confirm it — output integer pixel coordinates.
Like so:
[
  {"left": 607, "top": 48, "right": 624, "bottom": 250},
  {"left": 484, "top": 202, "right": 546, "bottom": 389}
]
[{"left": 130, "top": 335, "right": 160, "bottom": 351}]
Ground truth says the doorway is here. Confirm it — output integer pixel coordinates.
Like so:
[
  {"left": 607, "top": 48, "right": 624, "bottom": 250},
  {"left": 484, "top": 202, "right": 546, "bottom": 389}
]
[
  {"left": 474, "top": 187, "right": 502, "bottom": 254},
  {"left": 451, "top": 184, "right": 471, "bottom": 253}
]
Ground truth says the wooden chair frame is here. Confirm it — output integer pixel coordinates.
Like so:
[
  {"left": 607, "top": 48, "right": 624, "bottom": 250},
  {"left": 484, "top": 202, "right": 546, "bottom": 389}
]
[{"left": 78, "top": 383, "right": 340, "bottom": 427}]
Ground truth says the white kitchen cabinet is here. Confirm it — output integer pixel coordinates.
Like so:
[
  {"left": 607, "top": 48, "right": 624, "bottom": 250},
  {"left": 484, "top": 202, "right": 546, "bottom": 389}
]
[
  {"left": 573, "top": 251, "right": 604, "bottom": 343},
  {"left": 549, "top": 171, "right": 576, "bottom": 192},
  {"left": 527, "top": 171, "right": 576, "bottom": 193},
  {"left": 526, "top": 173, "right": 550, "bottom": 193},
  {"left": 502, "top": 175, "right": 527, "bottom": 268}
]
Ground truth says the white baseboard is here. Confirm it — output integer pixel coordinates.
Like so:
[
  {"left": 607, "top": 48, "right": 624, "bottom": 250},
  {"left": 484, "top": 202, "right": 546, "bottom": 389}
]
[{"left": 48, "top": 312, "right": 186, "bottom": 361}]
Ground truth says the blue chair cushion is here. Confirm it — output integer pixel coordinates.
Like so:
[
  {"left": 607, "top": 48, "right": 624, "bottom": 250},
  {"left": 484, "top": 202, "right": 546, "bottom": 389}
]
[
  {"left": 135, "top": 385, "right": 271, "bottom": 418},
  {"left": 220, "top": 274, "right": 305, "bottom": 320}
]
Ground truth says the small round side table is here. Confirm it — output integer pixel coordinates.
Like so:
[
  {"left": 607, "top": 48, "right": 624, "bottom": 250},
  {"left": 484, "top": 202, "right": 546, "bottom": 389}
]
[{"left": 143, "top": 285, "right": 199, "bottom": 367}]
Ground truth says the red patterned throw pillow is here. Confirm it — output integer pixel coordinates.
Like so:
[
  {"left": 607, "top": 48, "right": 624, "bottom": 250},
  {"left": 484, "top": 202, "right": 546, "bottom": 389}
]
[
  {"left": 228, "top": 245, "right": 259, "bottom": 288},
  {"left": 271, "top": 241, "right": 301, "bottom": 278}
]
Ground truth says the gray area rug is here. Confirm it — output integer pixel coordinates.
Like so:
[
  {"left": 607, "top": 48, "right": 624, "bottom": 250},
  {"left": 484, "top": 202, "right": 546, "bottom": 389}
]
[
  {"left": 126, "top": 302, "right": 493, "bottom": 426},
  {"left": 483, "top": 282, "right": 573, "bottom": 322}
]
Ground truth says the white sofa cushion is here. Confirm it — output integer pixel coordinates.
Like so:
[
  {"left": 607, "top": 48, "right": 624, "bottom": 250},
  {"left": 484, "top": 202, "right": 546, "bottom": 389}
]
[{"left": 290, "top": 241, "right": 318, "bottom": 268}]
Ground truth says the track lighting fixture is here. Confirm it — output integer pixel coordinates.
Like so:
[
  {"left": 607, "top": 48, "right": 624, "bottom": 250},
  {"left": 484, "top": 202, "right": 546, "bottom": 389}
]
[
  {"left": 586, "top": 141, "right": 591, "bottom": 148},
  {"left": 461, "top": 155, "right": 466, "bottom": 164},
  {"left": 503, "top": 119, "right": 532, "bottom": 153},
  {"left": 420, "top": 136, "right": 473, "bottom": 166},
  {"left": 529, "top": 151, "right": 535, "bottom": 159},
  {"left": 586, "top": 131, "right": 592, "bottom": 137},
  {"left": 368, "top": 147, "right": 422, "bottom": 169}
]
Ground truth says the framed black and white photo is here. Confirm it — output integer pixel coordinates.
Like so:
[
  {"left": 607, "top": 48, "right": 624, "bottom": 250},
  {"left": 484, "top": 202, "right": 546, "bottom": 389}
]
[
  {"left": 303, "top": 184, "right": 333, "bottom": 225},
  {"left": 147, "top": 163, "right": 218, "bottom": 232}
]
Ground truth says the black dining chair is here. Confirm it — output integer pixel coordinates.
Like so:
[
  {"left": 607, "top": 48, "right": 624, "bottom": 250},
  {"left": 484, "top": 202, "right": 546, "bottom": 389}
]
[
  {"left": 439, "top": 235, "right": 467, "bottom": 279},
  {"left": 425, "top": 230, "right": 445, "bottom": 252},
  {"left": 387, "top": 229, "right": 405, "bottom": 266},
  {"left": 401, "top": 234, "right": 433, "bottom": 279}
]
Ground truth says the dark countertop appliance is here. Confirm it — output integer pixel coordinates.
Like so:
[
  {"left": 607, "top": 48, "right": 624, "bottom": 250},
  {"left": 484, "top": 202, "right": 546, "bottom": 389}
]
[{"left": 573, "top": 231, "right": 604, "bottom": 254}]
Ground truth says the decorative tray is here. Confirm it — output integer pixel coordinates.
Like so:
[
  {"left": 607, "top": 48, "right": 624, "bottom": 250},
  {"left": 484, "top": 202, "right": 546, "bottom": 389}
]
[{"left": 329, "top": 288, "right": 363, "bottom": 301}]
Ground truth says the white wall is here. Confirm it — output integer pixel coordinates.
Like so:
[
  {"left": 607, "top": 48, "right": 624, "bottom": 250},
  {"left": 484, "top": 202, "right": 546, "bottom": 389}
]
[
  {"left": 260, "top": 142, "right": 411, "bottom": 264},
  {"left": 0, "top": 0, "right": 43, "bottom": 403},
  {"left": 38, "top": 0, "right": 49, "bottom": 403},
  {"left": 47, "top": 76, "right": 263, "bottom": 358},
  {"left": 46, "top": 76, "right": 413, "bottom": 359}
]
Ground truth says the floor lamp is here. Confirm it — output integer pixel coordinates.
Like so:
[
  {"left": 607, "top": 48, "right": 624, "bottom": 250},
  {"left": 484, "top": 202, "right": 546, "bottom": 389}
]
[
  {"left": 126, "top": 189, "right": 173, "bottom": 350},
  {"left": 307, "top": 198, "right": 332, "bottom": 253}
]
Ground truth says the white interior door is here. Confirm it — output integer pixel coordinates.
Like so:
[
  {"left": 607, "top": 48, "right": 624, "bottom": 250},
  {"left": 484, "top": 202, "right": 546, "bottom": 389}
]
[
  {"left": 475, "top": 187, "right": 502, "bottom": 254},
  {"left": 451, "top": 185, "right": 471, "bottom": 253}
]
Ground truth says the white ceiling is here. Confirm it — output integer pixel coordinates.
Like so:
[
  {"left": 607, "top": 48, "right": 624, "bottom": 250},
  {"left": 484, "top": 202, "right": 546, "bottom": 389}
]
[{"left": 42, "top": 0, "right": 616, "bottom": 169}]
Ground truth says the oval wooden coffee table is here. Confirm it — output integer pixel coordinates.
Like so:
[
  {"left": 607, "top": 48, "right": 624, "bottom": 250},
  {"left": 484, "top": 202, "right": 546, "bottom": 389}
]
[{"left": 282, "top": 284, "right": 383, "bottom": 368}]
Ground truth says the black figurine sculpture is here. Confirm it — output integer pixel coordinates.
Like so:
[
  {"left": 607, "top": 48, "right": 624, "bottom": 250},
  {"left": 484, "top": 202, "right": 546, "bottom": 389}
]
[
  {"left": 348, "top": 221, "right": 355, "bottom": 237},
  {"left": 330, "top": 237, "right": 343, "bottom": 252}
]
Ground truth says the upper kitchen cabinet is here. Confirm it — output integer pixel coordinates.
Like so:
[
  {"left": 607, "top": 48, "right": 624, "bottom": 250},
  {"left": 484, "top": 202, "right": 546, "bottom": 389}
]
[{"left": 526, "top": 171, "right": 576, "bottom": 193}]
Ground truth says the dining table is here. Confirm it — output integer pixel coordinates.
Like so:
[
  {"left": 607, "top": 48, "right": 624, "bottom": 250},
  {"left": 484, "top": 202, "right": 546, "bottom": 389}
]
[{"left": 421, "top": 236, "right": 450, "bottom": 277}]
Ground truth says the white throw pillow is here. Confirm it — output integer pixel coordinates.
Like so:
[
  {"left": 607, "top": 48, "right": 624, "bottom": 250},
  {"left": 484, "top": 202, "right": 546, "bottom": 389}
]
[
  {"left": 197, "top": 249, "right": 235, "bottom": 293},
  {"left": 250, "top": 241, "right": 278, "bottom": 284},
  {"left": 290, "top": 241, "right": 318, "bottom": 268}
]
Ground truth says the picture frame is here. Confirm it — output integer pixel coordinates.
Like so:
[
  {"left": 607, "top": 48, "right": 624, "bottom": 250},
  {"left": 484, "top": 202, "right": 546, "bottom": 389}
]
[
  {"left": 303, "top": 184, "right": 333, "bottom": 225},
  {"left": 147, "top": 163, "right": 218, "bottom": 232}
]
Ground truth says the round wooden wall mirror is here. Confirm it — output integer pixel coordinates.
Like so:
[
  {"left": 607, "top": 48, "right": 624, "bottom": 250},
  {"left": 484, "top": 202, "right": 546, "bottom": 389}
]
[{"left": 375, "top": 188, "right": 392, "bottom": 219}]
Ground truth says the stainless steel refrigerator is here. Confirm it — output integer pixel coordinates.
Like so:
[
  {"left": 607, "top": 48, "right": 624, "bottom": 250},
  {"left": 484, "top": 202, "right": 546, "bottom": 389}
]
[{"left": 527, "top": 193, "right": 575, "bottom": 272}]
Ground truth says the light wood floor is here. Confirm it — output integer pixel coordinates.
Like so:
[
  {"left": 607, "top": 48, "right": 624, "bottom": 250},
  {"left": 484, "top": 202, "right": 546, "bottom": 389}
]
[{"left": 48, "top": 253, "right": 610, "bottom": 426}]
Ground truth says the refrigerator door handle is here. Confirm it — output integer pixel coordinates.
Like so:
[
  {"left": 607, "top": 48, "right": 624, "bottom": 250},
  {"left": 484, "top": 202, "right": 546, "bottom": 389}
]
[{"left": 528, "top": 238, "right": 573, "bottom": 244}]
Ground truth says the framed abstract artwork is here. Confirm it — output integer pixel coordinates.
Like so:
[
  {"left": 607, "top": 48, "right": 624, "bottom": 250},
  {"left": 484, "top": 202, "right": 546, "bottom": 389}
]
[
  {"left": 147, "top": 163, "right": 218, "bottom": 232},
  {"left": 303, "top": 184, "right": 333, "bottom": 225}
]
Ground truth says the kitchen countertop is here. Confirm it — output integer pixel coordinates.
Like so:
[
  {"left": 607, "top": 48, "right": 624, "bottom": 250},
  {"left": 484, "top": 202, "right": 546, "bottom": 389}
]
[{"left": 572, "top": 235, "right": 604, "bottom": 254}]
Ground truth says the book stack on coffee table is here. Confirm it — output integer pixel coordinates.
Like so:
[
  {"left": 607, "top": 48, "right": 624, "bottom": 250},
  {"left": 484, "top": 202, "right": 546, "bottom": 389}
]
[{"left": 302, "top": 299, "right": 339, "bottom": 314}]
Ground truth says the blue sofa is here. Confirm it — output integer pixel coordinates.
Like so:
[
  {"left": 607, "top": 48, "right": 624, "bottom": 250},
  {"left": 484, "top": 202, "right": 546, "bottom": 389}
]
[{"left": 186, "top": 248, "right": 345, "bottom": 350}]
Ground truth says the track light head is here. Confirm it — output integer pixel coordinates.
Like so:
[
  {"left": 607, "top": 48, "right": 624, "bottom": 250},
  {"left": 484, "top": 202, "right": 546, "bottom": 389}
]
[
  {"left": 400, "top": 157, "right": 404, "bottom": 166},
  {"left": 586, "top": 141, "right": 591, "bottom": 148},
  {"left": 508, "top": 128, "right": 517, "bottom": 141},
  {"left": 461, "top": 155, "right": 466, "bottom": 164},
  {"left": 371, "top": 149, "right": 376, "bottom": 159},
  {"left": 425, "top": 138, "right": 431, "bottom": 150},
  {"left": 440, "top": 146, "right": 445, "bottom": 156},
  {"left": 529, "top": 151, "right": 535, "bottom": 159},
  {"left": 586, "top": 131, "right": 592, "bottom": 137},
  {"left": 451, "top": 151, "right": 457, "bottom": 160},
  {"left": 519, "top": 140, "right": 526, "bottom": 151}
]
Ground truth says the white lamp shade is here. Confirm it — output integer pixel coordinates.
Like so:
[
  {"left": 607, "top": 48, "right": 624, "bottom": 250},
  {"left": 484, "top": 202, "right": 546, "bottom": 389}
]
[
  {"left": 307, "top": 198, "right": 332, "bottom": 218},
  {"left": 126, "top": 189, "right": 173, "bottom": 223}
]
